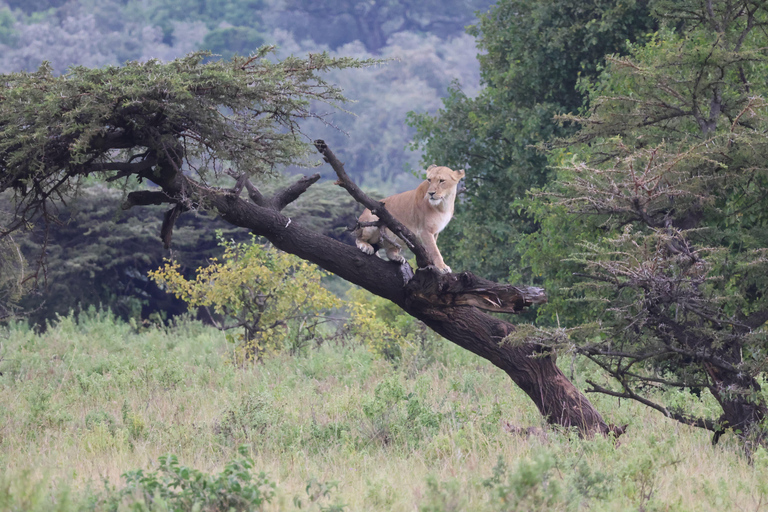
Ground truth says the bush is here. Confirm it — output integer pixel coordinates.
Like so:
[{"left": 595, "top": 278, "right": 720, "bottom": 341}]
[
  {"left": 150, "top": 235, "right": 342, "bottom": 361},
  {"left": 114, "top": 446, "right": 275, "bottom": 511}
]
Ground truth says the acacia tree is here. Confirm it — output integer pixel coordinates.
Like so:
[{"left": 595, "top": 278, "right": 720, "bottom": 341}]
[
  {"left": 0, "top": 49, "right": 620, "bottom": 435},
  {"left": 523, "top": 0, "right": 768, "bottom": 446}
]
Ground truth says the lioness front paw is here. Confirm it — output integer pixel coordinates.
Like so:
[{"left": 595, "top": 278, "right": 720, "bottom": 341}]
[
  {"left": 440, "top": 265, "right": 452, "bottom": 274},
  {"left": 356, "top": 240, "right": 375, "bottom": 255}
]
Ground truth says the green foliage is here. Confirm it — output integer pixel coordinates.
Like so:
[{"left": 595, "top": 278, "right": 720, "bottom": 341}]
[
  {"left": 523, "top": 0, "right": 768, "bottom": 439},
  {"left": 150, "top": 236, "right": 342, "bottom": 361},
  {"left": 0, "top": 47, "right": 361, "bottom": 185},
  {"left": 282, "top": 0, "right": 494, "bottom": 53},
  {"left": 418, "top": 475, "right": 466, "bottom": 512},
  {"left": 138, "top": 0, "right": 266, "bottom": 43},
  {"left": 7, "top": 177, "right": 357, "bottom": 327},
  {"left": 409, "top": 0, "right": 656, "bottom": 281},
  {"left": 115, "top": 447, "right": 275, "bottom": 511},
  {"left": 293, "top": 478, "right": 346, "bottom": 512},
  {"left": 0, "top": 232, "right": 26, "bottom": 322},
  {"left": 481, "top": 453, "right": 563, "bottom": 511},
  {"left": 214, "top": 392, "right": 279, "bottom": 445},
  {"left": 0, "top": 48, "right": 372, "bottom": 245},
  {"left": 9, "top": 185, "right": 229, "bottom": 326},
  {"left": 4, "top": 0, "right": 67, "bottom": 15},
  {"left": 0, "top": 7, "right": 17, "bottom": 46},
  {"left": 359, "top": 376, "right": 443, "bottom": 448}
]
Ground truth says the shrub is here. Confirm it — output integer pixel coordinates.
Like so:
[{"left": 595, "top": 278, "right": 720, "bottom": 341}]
[
  {"left": 150, "top": 235, "right": 342, "bottom": 361},
  {"left": 114, "top": 446, "right": 275, "bottom": 511},
  {"left": 359, "top": 377, "right": 442, "bottom": 447}
]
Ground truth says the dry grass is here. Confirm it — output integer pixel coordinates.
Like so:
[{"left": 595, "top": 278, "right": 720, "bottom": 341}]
[{"left": 1, "top": 309, "right": 767, "bottom": 511}]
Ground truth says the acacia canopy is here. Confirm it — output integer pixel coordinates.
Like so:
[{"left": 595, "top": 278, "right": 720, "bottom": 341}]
[{"left": 0, "top": 48, "right": 368, "bottom": 234}]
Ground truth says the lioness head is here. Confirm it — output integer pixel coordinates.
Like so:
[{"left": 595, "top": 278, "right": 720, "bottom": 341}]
[{"left": 425, "top": 165, "right": 465, "bottom": 207}]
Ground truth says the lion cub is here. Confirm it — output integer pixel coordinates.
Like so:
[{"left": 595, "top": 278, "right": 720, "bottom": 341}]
[{"left": 355, "top": 165, "right": 465, "bottom": 273}]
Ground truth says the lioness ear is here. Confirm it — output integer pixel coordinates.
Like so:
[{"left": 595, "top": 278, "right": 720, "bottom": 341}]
[{"left": 455, "top": 169, "right": 465, "bottom": 180}]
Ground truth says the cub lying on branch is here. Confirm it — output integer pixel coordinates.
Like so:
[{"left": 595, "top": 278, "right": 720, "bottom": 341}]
[{"left": 355, "top": 165, "right": 465, "bottom": 273}]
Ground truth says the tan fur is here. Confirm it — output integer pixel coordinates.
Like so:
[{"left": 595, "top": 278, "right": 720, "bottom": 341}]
[{"left": 355, "top": 165, "right": 465, "bottom": 273}]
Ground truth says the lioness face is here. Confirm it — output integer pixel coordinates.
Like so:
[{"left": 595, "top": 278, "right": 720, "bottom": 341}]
[{"left": 425, "top": 166, "right": 465, "bottom": 206}]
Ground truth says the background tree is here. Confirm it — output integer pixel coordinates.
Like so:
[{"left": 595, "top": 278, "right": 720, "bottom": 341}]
[
  {"left": 0, "top": 0, "right": 483, "bottom": 191},
  {"left": 522, "top": 0, "right": 768, "bottom": 446},
  {"left": 0, "top": 0, "right": 484, "bottom": 322},
  {"left": 0, "top": 49, "right": 618, "bottom": 436},
  {"left": 409, "top": 0, "right": 657, "bottom": 281},
  {"left": 279, "top": 0, "right": 494, "bottom": 53}
]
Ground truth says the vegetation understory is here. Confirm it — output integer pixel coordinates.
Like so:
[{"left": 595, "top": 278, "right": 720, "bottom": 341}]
[{"left": 2, "top": 311, "right": 768, "bottom": 511}]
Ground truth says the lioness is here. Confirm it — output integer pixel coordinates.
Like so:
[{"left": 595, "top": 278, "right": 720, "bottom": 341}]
[{"left": 355, "top": 165, "right": 465, "bottom": 273}]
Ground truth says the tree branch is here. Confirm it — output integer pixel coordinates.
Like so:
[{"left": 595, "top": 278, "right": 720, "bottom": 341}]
[
  {"left": 269, "top": 173, "right": 321, "bottom": 211},
  {"left": 161, "top": 203, "right": 185, "bottom": 250},
  {"left": 586, "top": 379, "right": 720, "bottom": 432},
  {"left": 91, "top": 158, "right": 158, "bottom": 182},
  {"left": 407, "top": 270, "right": 547, "bottom": 314}
]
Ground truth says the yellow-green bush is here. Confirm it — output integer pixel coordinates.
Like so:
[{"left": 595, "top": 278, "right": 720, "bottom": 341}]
[{"left": 150, "top": 235, "right": 341, "bottom": 361}]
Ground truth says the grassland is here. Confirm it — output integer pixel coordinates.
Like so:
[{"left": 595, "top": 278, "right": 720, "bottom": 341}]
[{"left": 1, "top": 309, "right": 768, "bottom": 511}]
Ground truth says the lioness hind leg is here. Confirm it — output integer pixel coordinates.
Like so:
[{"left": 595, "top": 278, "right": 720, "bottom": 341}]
[
  {"left": 385, "top": 246, "right": 406, "bottom": 263},
  {"left": 355, "top": 225, "right": 380, "bottom": 255}
]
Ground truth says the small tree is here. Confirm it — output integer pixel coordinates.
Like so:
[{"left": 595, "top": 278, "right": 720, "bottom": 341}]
[
  {"left": 524, "top": 0, "right": 768, "bottom": 446},
  {"left": 150, "top": 236, "right": 342, "bottom": 360}
]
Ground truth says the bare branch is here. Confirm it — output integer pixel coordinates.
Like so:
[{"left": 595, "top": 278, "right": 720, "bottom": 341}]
[
  {"left": 161, "top": 204, "right": 185, "bottom": 250},
  {"left": 314, "top": 139, "right": 431, "bottom": 269},
  {"left": 586, "top": 379, "right": 720, "bottom": 432},
  {"left": 269, "top": 173, "right": 321, "bottom": 211}
]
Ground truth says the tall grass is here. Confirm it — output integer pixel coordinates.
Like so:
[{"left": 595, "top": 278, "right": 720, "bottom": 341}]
[{"left": 1, "top": 308, "right": 767, "bottom": 510}]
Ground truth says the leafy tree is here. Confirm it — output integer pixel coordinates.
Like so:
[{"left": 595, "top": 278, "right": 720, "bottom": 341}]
[
  {"left": 524, "top": 0, "right": 768, "bottom": 446},
  {"left": 279, "top": 31, "right": 482, "bottom": 193},
  {"left": 0, "top": 49, "right": 619, "bottom": 436},
  {"left": 4, "top": 0, "right": 68, "bottom": 15},
  {"left": 0, "top": 233, "right": 26, "bottom": 322},
  {"left": 7, "top": 184, "right": 250, "bottom": 325},
  {"left": 136, "top": 0, "right": 266, "bottom": 46},
  {"left": 0, "top": 1, "right": 483, "bottom": 196},
  {"left": 150, "top": 237, "right": 342, "bottom": 360},
  {"left": 0, "top": 7, "right": 16, "bottom": 46},
  {"left": 279, "top": 0, "right": 495, "bottom": 53},
  {"left": 6, "top": 173, "right": 358, "bottom": 328},
  {"left": 201, "top": 26, "right": 265, "bottom": 60},
  {"left": 409, "top": 0, "right": 656, "bottom": 281}
]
